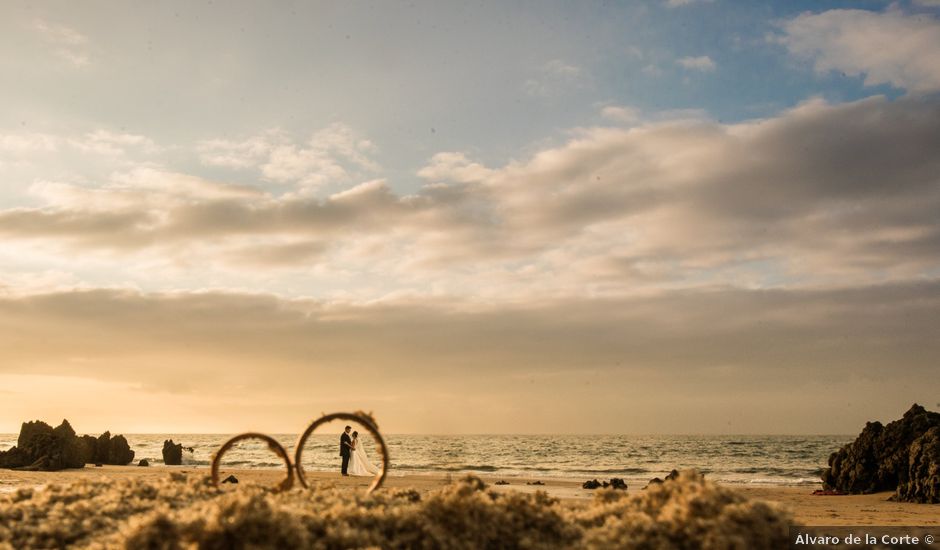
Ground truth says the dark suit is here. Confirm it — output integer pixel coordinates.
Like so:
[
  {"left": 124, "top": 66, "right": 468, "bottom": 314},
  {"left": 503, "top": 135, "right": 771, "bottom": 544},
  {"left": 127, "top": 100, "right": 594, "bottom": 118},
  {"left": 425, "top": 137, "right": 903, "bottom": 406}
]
[{"left": 340, "top": 432, "right": 351, "bottom": 475}]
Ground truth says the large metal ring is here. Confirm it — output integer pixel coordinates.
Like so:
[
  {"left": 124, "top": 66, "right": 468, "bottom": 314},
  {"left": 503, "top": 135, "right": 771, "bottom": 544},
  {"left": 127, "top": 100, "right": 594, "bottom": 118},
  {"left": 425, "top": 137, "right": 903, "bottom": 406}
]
[
  {"left": 294, "top": 411, "right": 389, "bottom": 494},
  {"left": 211, "top": 432, "right": 294, "bottom": 492}
]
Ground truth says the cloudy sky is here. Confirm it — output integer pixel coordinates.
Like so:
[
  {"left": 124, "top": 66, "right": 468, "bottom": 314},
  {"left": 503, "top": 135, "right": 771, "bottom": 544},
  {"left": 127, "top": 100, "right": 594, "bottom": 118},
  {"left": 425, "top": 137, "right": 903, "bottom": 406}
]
[{"left": 1, "top": 0, "right": 938, "bottom": 434}]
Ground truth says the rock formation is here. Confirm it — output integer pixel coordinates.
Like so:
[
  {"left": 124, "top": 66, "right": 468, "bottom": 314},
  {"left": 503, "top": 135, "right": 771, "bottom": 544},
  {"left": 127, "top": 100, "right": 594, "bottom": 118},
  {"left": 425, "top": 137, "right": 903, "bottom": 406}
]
[
  {"left": 822, "top": 403, "right": 940, "bottom": 503},
  {"left": 608, "top": 478, "right": 627, "bottom": 490},
  {"left": 79, "top": 435, "right": 98, "bottom": 464},
  {"left": 0, "top": 421, "right": 135, "bottom": 470},
  {"left": 83, "top": 431, "right": 135, "bottom": 466},
  {"left": 897, "top": 425, "right": 939, "bottom": 503},
  {"left": 163, "top": 439, "right": 183, "bottom": 465},
  {"left": 95, "top": 431, "right": 112, "bottom": 464},
  {"left": 0, "top": 420, "right": 85, "bottom": 471},
  {"left": 582, "top": 479, "right": 602, "bottom": 489},
  {"left": 107, "top": 435, "right": 135, "bottom": 465}
]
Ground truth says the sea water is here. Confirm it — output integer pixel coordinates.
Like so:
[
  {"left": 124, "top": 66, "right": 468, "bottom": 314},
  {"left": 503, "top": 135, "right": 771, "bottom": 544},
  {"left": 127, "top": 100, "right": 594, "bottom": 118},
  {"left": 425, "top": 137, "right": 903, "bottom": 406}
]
[{"left": 0, "top": 433, "right": 850, "bottom": 486}]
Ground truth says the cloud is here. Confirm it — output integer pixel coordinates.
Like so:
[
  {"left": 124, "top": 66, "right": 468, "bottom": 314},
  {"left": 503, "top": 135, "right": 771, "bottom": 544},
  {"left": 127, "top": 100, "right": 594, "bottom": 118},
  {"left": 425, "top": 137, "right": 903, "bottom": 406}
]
[
  {"left": 417, "top": 152, "right": 494, "bottom": 183},
  {"left": 197, "top": 124, "right": 379, "bottom": 191},
  {"left": 32, "top": 19, "right": 90, "bottom": 67},
  {"left": 600, "top": 105, "right": 639, "bottom": 123},
  {"left": 0, "top": 96, "right": 938, "bottom": 294},
  {"left": 676, "top": 55, "right": 716, "bottom": 71},
  {"left": 68, "top": 130, "right": 159, "bottom": 156},
  {"left": 525, "top": 59, "right": 584, "bottom": 97},
  {"left": 0, "top": 283, "right": 936, "bottom": 432},
  {"left": 665, "top": 0, "right": 713, "bottom": 7},
  {"left": 778, "top": 8, "right": 940, "bottom": 93},
  {"left": 0, "top": 133, "right": 58, "bottom": 153}
]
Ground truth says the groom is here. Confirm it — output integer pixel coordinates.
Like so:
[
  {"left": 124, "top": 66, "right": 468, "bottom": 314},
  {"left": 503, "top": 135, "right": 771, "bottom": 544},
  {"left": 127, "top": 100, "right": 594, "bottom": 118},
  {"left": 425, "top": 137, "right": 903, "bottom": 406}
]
[{"left": 340, "top": 425, "right": 353, "bottom": 476}]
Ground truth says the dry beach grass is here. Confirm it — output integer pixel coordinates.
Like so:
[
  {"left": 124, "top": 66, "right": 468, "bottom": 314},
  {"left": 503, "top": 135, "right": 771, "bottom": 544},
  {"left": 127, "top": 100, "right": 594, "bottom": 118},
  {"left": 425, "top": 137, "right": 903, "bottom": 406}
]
[
  {"left": 2, "top": 466, "right": 939, "bottom": 548},
  {"left": 0, "top": 470, "right": 796, "bottom": 549}
]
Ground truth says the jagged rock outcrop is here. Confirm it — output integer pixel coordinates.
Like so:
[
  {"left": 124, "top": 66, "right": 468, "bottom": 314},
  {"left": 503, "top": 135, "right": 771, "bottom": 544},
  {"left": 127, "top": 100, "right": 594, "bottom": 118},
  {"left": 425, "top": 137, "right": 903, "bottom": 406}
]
[
  {"left": 822, "top": 403, "right": 940, "bottom": 503},
  {"left": 0, "top": 420, "right": 85, "bottom": 470},
  {"left": 1, "top": 422, "right": 136, "bottom": 470},
  {"left": 79, "top": 434, "right": 98, "bottom": 464},
  {"left": 897, "top": 426, "right": 940, "bottom": 503},
  {"left": 83, "top": 431, "right": 135, "bottom": 466},
  {"left": 163, "top": 439, "right": 183, "bottom": 465},
  {"left": 107, "top": 435, "right": 135, "bottom": 465},
  {"left": 581, "top": 478, "right": 627, "bottom": 490},
  {"left": 95, "top": 431, "right": 112, "bottom": 464}
]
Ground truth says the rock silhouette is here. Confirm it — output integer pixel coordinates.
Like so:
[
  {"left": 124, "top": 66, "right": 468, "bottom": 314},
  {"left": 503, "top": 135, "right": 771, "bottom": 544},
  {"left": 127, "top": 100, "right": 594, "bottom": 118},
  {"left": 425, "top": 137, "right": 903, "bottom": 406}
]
[
  {"left": 79, "top": 435, "right": 98, "bottom": 464},
  {"left": 95, "top": 432, "right": 112, "bottom": 464},
  {"left": 87, "top": 431, "right": 135, "bottom": 466},
  {"left": 822, "top": 404, "right": 940, "bottom": 503},
  {"left": 583, "top": 478, "right": 628, "bottom": 490},
  {"left": 0, "top": 421, "right": 135, "bottom": 470},
  {"left": 138, "top": 459, "right": 150, "bottom": 467},
  {"left": 107, "top": 435, "right": 135, "bottom": 465},
  {"left": 899, "top": 426, "right": 939, "bottom": 503},
  {"left": 582, "top": 479, "right": 602, "bottom": 489},
  {"left": 163, "top": 440, "right": 183, "bottom": 465},
  {"left": 0, "top": 420, "right": 85, "bottom": 471}
]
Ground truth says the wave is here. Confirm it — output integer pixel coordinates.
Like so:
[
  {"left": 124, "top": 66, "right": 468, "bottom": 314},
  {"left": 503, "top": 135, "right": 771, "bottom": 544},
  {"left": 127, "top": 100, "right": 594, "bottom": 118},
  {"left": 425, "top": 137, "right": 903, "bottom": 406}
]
[
  {"left": 729, "top": 467, "right": 823, "bottom": 479},
  {"left": 111, "top": 434, "right": 841, "bottom": 485}
]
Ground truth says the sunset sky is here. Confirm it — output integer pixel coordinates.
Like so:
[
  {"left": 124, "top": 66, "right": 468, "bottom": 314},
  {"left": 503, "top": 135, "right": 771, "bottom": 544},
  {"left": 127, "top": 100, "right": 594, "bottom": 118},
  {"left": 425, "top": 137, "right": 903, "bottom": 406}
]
[{"left": 1, "top": 0, "right": 939, "bottom": 434}]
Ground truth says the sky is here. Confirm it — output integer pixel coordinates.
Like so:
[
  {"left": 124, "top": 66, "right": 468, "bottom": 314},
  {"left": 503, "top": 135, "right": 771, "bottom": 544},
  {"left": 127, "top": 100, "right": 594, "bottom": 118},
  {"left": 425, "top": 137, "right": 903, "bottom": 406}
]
[{"left": 0, "top": 0, "right": 939, "bottom": 434}]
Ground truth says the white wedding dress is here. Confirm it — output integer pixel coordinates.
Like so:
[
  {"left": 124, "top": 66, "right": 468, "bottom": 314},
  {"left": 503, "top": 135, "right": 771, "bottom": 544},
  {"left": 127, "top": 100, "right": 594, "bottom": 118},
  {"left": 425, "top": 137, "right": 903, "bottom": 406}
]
[{"left": 348, "top": 438, "right": 378, "bottom": 476}]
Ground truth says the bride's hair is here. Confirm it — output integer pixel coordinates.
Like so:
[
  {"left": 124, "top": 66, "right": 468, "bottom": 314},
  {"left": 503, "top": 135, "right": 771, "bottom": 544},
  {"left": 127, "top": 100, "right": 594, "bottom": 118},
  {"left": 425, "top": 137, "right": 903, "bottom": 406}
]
[{"left": 352, "top": 431, "right": 359, "bottom": 438}]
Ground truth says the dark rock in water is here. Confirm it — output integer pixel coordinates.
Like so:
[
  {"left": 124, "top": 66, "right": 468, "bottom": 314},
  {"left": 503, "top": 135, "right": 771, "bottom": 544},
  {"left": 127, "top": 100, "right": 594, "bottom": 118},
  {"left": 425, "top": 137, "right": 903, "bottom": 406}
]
[
  {"left": 0, "top": 420, "right": 85, "bottom": 471},
  {"left": 79, "top": 435, "right": 97, "bottom": 464},
  {"left": 95, "top": 431, "right": 112, "bottom": 464},
  {"left": 582, "top": 479, "right": 602, "bottom": 489},
  {"left": 163, "top": 440, "right": 183, "bottom": 466},
  {"left": 646, "top": 477, "right": 664, "bottom": 488},
  {"left": 138, "top": 459, "right": 150, "bottom": 467},
  {"left": 822, "top": 404, "right": 940, "bottom": 503},
  {"left": 94, "top": 463, "right": 103, "bottom": 467},
  {"left": 665, "top": 469, "right": 680, "bottom": 482},
  {"left": 222, "top": 474, "right": 239, "bottom": 484},
  {"left": 107, "top": 435, "right": 135, "bottom": 465},
  {"left": 526, "top": 480, "right": 544, "bottom": 485},
  {"left": 494, "top": 480, "right": 510, "bottom": 485},
  {"left": 75, "top": 432, "right": 136, "bottom": 466},
  {"left": 609, "top": 478, "right": 628, "bottom": 490}
]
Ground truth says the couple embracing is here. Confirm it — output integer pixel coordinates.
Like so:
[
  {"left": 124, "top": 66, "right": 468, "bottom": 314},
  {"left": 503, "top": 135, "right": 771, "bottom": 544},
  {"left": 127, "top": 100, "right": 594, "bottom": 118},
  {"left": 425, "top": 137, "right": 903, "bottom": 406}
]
[{"left": 339, "top": 425, "right": 378, "bottom": 476}]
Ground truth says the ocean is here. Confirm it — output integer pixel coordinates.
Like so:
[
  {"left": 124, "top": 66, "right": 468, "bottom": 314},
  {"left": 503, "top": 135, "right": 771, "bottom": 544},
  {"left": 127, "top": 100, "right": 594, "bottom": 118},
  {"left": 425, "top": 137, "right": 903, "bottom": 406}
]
[{"left": 0, "top": 433, "right": 849, "bottom": 486}]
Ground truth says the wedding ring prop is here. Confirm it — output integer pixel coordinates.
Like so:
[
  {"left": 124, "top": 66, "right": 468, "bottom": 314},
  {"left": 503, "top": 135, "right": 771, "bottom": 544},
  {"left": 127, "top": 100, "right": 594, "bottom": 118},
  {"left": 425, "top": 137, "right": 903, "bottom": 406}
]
[
  {"left": 294, "top": 411, "right": 389, "bottom": 494},
  {"left": 211, "top": 432, "right": 294, "bottom": 492}
]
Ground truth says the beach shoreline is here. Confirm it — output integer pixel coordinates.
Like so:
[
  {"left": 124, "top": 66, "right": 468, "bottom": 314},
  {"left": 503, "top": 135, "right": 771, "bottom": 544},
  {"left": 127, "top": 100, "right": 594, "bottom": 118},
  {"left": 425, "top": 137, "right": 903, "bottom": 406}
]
[{"left": 2, "top": 465, "right": 937, "bottom": 527}]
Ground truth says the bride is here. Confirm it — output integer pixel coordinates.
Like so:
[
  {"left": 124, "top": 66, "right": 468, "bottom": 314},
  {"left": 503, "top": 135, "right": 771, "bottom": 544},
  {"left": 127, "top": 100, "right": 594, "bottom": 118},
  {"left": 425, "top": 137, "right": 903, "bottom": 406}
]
[{"left": 347, "top": 431, "right": 379, "bottom": 476}]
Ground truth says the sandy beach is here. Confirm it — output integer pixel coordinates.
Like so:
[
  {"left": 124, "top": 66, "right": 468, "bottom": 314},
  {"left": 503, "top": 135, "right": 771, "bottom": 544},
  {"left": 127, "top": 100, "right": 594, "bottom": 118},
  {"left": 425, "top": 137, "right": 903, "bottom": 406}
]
[{"left": 2, "top": 465, "right": 937, "bottom": 527}]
